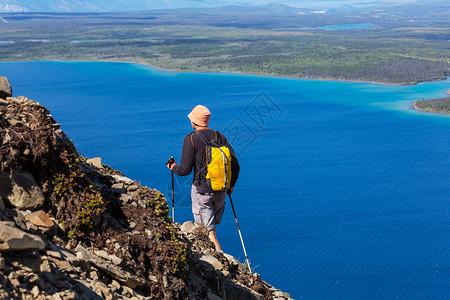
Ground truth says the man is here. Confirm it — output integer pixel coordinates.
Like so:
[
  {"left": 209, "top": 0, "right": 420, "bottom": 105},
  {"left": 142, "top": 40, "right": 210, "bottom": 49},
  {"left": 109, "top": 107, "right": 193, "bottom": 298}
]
[{"left": 167, "top": 105, "right": 240, "bottom": 251}]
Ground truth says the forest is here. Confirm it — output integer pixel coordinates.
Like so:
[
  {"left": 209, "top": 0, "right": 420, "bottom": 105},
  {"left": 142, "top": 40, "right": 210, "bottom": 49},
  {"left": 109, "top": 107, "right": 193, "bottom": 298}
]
[
  {"left": 0, "top": 1, "right": 449, "bottom": 84},
  {"left": 414, "top": 97, "right": 450, "bottom": 114}
]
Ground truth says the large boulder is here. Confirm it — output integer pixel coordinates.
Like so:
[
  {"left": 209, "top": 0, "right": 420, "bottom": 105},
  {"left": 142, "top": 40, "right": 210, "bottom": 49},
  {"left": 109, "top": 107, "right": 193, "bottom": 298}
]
[
  {"left": 0, "top": 171, "right": 45, "bottom": 211},
  {"left": 224, "top": 280, "right": 264, "bottom": 300},
  {"left": 0, "top": 222, "right": 46, "bottom": 252},
  {"left": 0, "top": 77, "right": 12, "bottom": 99},
  {"left": 75, "top": 244, "right": 146, "bottom": 289}
]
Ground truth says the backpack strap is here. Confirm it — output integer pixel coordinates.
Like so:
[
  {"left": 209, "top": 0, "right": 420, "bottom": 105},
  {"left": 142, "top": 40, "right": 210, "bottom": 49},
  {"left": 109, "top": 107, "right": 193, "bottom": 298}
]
[
  {"left": 190, "top": 132, "right": 195, "bottom": 149},
  {"left": 194, "top": 130, "right": 211, "bottom": 145}
]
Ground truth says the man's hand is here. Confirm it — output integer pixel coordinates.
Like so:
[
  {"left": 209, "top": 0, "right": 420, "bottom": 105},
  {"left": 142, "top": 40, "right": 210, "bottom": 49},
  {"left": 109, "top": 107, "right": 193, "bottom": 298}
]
[
  {"left": 169, "top": 162, "right": 178, "bottom": 171},
  {"left": 166, "top": 157, "right": 177, "bottom": 170},
  {"left": 227, "top": 187, "right": 234, "bottom": 195}
]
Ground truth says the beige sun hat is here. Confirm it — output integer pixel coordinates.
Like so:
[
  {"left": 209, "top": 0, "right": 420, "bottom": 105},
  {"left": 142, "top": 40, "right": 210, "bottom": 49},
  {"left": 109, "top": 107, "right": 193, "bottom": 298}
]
[{"left": 188, "top": 105, "right": 211, "bottom": 126}]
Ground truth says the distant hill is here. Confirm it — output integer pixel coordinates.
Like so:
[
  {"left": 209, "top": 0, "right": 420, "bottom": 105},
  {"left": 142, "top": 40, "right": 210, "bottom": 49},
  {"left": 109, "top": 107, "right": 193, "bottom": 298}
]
[{"left": 0, "top": 0, "right": 442, "bottom": 12}]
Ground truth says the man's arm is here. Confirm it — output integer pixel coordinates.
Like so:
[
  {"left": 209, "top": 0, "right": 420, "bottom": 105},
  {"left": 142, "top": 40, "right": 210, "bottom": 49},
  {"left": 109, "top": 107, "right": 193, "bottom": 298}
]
[
  {"left": 171, "top": 134, "right": 194, "bottom": 176},
  {"left": 230, "top": 152, "right": 240, "bottom": 188}
]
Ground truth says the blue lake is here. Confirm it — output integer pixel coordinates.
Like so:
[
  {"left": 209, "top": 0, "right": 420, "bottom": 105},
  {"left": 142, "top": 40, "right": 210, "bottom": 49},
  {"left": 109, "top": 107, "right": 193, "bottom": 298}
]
[
  {"left": 276, "top": 24, "right": 379, "bottom": 31},
  {"left": 316, "top": 24, "right": 378, "bottom": 30},
  {"left": 1, "top": 61, "right": 449, "bottom": 299}
]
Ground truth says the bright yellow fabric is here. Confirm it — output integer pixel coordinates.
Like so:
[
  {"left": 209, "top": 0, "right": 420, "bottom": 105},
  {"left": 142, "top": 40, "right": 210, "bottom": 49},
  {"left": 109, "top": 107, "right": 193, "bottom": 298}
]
[{"left": 206, "top": 145, "right": 232, "bottom": 191}]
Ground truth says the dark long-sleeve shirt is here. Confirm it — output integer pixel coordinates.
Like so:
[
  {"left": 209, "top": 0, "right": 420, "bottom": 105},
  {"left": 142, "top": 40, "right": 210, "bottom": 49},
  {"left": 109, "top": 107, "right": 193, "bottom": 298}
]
[{"left": 172, "top": 129, "right": 240, "bottom": 193}]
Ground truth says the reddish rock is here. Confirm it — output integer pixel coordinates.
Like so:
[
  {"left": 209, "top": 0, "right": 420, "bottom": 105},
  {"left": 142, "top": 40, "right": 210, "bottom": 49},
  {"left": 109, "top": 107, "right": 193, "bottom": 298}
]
[{"left": 25, "top": 210, "right": 54, "bottom": 228}]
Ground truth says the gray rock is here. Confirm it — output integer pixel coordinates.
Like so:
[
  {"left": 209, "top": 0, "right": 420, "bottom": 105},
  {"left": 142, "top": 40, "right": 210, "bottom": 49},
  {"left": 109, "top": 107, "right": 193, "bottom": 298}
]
[
  {"left": 20, "top": 255, "right": 45, "bottom": 272},
  {"left": 75, "top": 244, "right": 145, "bottom": 288},
  {"left": 111, "top": 174, "right": 134, "bottom": 185},
  {"left": 74, "top": 279, "right": 103, "bottom": 300},
  {"left": 0, "top": 77, "right": 12, "bottom": 99},
  {"left": 1, "top": 221, "right": 15, "bottom": 227},
  {"left": 0, "top": 222, "right": 46, "bottom": 252},
  {"left": 189, "top": 273, "right": 203, "bottom": 287},
  {"left": 7, "top": 96, "right": 42, "bottom": 107},
  {"left": 46, "top": 250, "right": 62, "bottom": 259},
  {"left": 31, "top": 285, "right": 40, "bottom": 298},
  {"left": 137, "top": 199, "right": 146, "bottom": 208},
  {"left": 163, "top": 275, "right": 169, "bottom": 288},
  {"left": 148, "top": 275, "right": 158, "bottom": 283},
  {"left": 98, "top": 282, "right": 116, "bottom": 300},
  {"left": 10, "top": 278, "right": 20, "bottom": 288},
  {"left": 49, "top": 243, "right": 80, "bottom": 265},
  {"left": 94, "top": 250, "right": 110, "bottom": 261},
  {"left": 110, "top": 254, "right": 123, "bottom": 266},
  {"left": 224, "top": 280, "right": 264, "bottom": 300},
  {"left": 0, "top": 256, "right": 5, "bottom": 269},
  {"left": 129, "top": 222, "right": 136, "bottom": 230},
  {"left": 86, "top": 157, "right": 103, "bottom": 169},
  {"left": 39, "top": 260, "right": 52, "bottom": 273},
  {"left": 180, "top": 221, "right": 195, "bottom": 234},
  {"left": 111, "top": 183, "right": 125, "bottom": 194},
  {"left": 47, "top": 255, "right": 76, "bottom": 272},
  {"left": 127, "top": 184, "right": 139, "bottom": 191},
  {"left": 180, "top": 221, "right": 209, "bottom": 235},
  {"left": 224, "top": 253, "right": 247, "bottom": 274},
  {"left": 120, "top": 193, "right": 132, "bottom": 203},
  {"left": 111, "top": 279, "right": 121, "bottom": 290},
  {"left": 193, "top": 222, "right": 209, "bottom": 235},
  {"left": 0, "top": 197, "right": 5, "bottom": 211},
  {"left": 206, "top": 289, "right": 223, "bottom": 300},
  {"left": 90, "top": 271, "right": 99, "bottom": 281},
  {"left": 198, "top": 254, "right": 223, "bottom": 271},
  {"left": 144, "top": 229, "right": 153, "bottom": 239},
  {"left": 0, "top": 171, "right": 45, "bottom": 211},
  {"left": 3, "top": 132, "right": 11, "bottom": 144}
]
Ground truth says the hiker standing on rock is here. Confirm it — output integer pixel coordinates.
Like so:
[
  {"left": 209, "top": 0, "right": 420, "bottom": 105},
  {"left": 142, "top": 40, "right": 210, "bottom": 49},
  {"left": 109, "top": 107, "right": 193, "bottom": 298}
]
[{"left": 167, "top": 105, "right": 240, "bottom": 251}]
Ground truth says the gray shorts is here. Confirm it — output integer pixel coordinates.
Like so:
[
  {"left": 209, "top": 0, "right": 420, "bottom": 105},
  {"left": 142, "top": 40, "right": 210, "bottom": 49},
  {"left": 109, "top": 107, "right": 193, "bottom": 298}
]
[{"left": 191, "top": 185, "right": 226, "bottom": 231}]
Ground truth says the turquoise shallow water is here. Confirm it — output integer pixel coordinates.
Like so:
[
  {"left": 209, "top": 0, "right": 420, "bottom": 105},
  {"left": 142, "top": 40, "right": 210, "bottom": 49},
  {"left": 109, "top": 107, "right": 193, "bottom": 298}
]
[{"left": 1, "top": 61, "right": 449, "bottom": 299}]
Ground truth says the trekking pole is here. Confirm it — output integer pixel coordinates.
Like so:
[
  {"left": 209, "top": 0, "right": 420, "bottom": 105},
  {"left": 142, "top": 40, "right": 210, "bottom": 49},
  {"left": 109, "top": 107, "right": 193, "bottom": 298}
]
[
  {"left": 171, "top": 171, "right": 174, "bottom": 221},
  {"left": 228, "top": 194, "right": 252, "bottom": 274},
  {"left": 166, "top": 156, "right": 175, "bottom": 222}
]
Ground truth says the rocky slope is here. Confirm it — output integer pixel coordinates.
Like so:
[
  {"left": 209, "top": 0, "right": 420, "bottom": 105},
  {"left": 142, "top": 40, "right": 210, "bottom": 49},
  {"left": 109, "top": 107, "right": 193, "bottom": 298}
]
[{"left": 0, "top": 76, "right": 293, "bottom": 300}]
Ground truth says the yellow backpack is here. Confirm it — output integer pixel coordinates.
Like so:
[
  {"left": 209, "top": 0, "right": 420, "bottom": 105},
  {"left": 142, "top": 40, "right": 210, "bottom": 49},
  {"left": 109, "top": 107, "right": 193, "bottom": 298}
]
[{"left": 195, "top": 131, "right": 232, "bottom": 192}]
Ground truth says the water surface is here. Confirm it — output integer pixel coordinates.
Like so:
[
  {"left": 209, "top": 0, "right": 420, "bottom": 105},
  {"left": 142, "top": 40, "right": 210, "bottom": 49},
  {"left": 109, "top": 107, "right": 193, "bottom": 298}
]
[
  {"left": 1, "top": 61, "right": 449, "bottom": 299},
  {"left": 276, "top": 24, "right": 379, "bottom": 31}
]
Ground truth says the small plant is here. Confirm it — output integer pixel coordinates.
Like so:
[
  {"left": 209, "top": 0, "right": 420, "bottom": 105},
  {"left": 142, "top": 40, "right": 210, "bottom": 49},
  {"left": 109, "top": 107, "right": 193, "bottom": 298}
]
[
  {"left": 51, "top": 150, "right": 106, "bottom": 238},
  {"left": 67, "top": 229, "right": 78, "bottom": 239},
  {"left": 171, "top": 241, "right": 187, "bottom": 275}
]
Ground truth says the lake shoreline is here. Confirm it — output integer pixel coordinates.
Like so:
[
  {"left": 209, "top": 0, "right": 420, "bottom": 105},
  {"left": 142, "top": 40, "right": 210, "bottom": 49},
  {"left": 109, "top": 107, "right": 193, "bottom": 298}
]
[
  {"left": 412, "top": 92, "right": 450, "bottom": 115},
  {"left": 4, "top": 58, "right": 448, "bottom": 87},
  {"left": 98, "top": 59, "right": 448, "bottom": 86}
]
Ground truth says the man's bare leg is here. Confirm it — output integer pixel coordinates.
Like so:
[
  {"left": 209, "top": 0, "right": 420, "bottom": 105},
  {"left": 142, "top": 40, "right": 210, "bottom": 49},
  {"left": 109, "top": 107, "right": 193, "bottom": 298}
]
[{"left": 209, "top": 228, "right": 222, "bottom": 251}]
